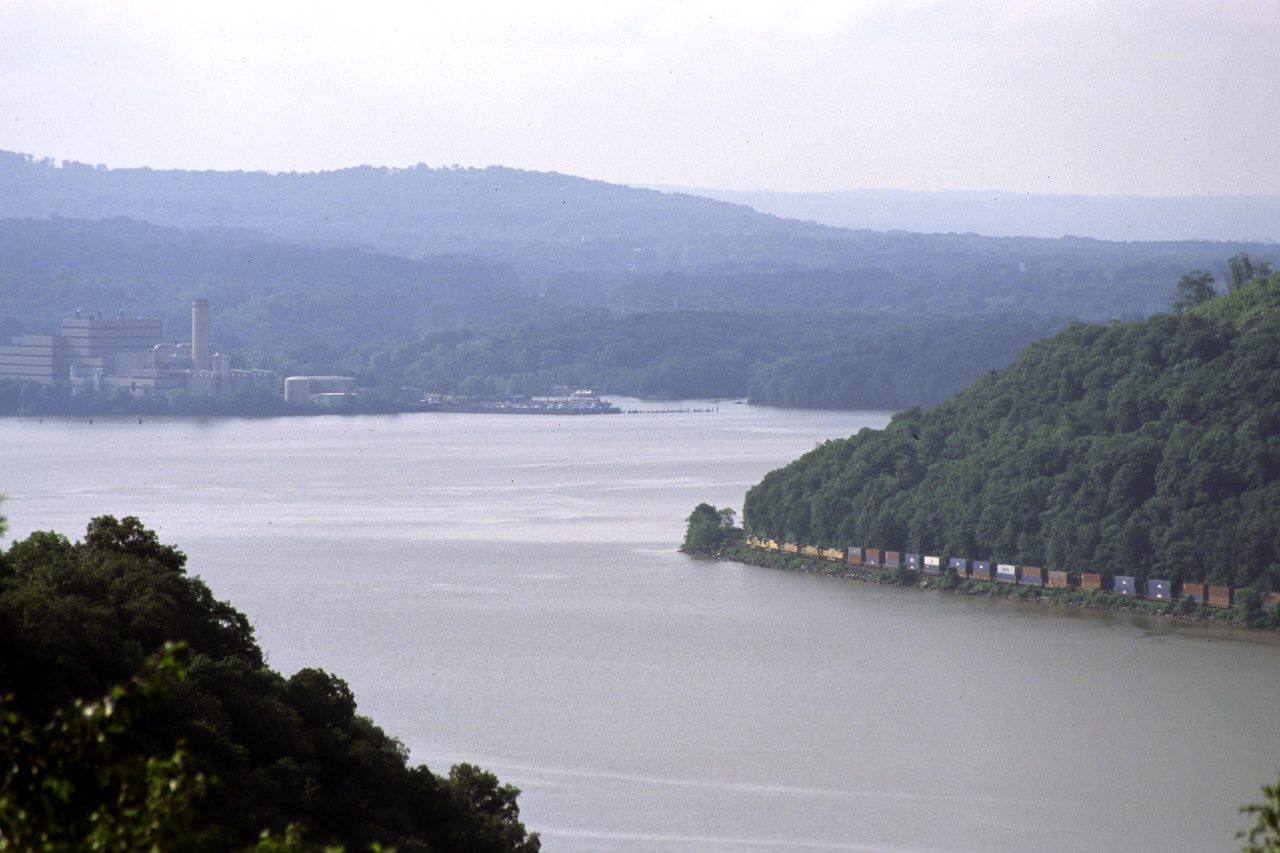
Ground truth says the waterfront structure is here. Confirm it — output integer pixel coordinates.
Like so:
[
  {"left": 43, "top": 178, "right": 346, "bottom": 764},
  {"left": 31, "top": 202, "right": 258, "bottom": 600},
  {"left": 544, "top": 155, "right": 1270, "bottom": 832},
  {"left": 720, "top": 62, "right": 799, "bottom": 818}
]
[
  {"left": 0, "top": 301, "right": 278, "bottom": 397},
  {"left": 0, "top": 311, "right": 163, "bottom": 386},
  {"left": 0, "top": 332, "right": 70, "bottom": 384},
  {"left": 283, "top": 375, "right": 358, "bottom": 405}
]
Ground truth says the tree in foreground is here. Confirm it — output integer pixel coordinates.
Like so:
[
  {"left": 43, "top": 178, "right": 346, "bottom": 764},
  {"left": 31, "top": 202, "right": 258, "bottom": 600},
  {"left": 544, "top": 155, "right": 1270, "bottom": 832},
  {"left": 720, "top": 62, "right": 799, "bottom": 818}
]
[
  {"left": 0, "top": 514, "right": 540, "bottom": 852},
  {"left": 1228, "top": 253, "right": 1274, "bottom": 292},
  {"left": 0, "top": 642, "right": 340, "bottom": 852},
  {"left": 1241, "top": 773, "right": 1280, "bottom": 852},
  {"left": 1171, "top": 270, "right": 1216, "bottom": 312}
]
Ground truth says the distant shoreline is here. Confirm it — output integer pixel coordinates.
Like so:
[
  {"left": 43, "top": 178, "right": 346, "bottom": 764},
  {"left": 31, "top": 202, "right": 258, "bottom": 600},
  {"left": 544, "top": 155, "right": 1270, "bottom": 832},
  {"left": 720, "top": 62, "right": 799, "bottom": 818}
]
[{"left": 683, "top": 543, "right": 1273, "bottom": 631}]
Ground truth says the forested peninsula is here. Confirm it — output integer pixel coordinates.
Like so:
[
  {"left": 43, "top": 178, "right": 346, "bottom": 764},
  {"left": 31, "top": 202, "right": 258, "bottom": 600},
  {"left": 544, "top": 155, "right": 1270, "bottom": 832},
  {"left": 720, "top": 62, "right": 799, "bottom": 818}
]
[
  {"left": 0, "top": 513, "right": 540, "bottom": 851},
  {"left": 718, "top": 267, "right": 1280, "bottom": 613}
]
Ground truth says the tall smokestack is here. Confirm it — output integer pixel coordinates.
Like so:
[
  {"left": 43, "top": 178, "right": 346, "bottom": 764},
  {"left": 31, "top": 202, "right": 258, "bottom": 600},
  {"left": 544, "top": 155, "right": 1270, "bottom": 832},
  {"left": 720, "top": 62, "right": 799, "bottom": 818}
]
[{"left": 192, "top": 299, "right": 211, "bottom": 371}]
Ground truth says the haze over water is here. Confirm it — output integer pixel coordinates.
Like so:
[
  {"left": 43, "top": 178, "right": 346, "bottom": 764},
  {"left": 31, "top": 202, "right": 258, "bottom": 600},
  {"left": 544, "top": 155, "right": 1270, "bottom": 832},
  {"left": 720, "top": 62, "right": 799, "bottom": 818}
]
[{"left": 2, "top": 404, "right": 1278, "bottom": 851}]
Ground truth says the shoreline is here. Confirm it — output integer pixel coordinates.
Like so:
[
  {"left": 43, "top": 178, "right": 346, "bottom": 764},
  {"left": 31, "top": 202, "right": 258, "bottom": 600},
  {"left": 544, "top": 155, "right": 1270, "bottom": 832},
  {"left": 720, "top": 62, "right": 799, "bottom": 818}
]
[{"left": 683, "top": 543, "right": 1276, "bottom": 631}]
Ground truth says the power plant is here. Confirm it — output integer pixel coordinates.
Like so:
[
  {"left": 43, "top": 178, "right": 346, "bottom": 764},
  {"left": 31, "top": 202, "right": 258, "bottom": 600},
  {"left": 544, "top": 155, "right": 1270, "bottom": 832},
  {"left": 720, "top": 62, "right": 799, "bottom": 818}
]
[{"left": 0, "top": 300, "right": 278, "bottom": 397}]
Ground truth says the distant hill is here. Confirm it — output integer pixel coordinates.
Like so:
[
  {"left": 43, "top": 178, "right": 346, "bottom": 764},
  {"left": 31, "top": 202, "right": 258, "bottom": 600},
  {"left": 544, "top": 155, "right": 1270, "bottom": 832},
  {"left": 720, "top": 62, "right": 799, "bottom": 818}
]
[
  {"left": 3, "top": 151, "right": 1278, "bottom": 322},
  {"left": 6, "top": 152, "right": 1280, "bottom": 409},
  {"left": 742, "top": 270, "right": 1280, "bottom": 590},
  {"left": 0, "top": 151, "right": 834, "bottom": 278},
  {"left": 667, "top": 187, "right": 1280, "bottom": 244}
]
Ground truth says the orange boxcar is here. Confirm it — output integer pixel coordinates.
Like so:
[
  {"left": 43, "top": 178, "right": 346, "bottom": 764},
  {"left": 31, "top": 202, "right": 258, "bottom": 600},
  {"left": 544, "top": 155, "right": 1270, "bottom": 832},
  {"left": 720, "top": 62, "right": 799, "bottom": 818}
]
[{"left": 1208, "top": 585, "right": 1233, "bottom": 608}]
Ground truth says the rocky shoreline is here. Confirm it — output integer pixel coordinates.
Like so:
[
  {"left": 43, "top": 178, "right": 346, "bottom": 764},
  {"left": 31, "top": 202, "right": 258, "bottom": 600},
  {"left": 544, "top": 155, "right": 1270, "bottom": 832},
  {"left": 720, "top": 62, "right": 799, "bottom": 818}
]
[{"left": 682, "top": 543, "right": 1275, "bottom": 630}]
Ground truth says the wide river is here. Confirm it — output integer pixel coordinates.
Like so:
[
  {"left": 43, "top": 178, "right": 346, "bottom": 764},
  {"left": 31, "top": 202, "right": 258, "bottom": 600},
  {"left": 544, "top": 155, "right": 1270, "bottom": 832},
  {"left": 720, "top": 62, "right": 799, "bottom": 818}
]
[{"left": 2, "top": 404, "right": 1278, "bottom": 852}]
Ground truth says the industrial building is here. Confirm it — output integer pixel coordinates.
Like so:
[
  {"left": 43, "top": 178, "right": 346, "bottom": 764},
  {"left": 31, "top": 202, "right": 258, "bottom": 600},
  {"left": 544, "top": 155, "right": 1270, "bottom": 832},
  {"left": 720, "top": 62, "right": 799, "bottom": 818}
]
[
  {"left": 283, "top": 375, "right": 358, "bottom": 406},
  {"left": 0, "top": 300, "right": 278, "bottom": 397}
]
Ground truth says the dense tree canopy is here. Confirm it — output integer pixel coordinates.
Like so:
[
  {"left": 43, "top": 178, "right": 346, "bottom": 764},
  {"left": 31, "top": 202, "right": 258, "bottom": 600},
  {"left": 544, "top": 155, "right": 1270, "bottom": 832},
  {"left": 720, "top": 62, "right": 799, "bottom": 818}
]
[
  {"left": 743, "top": 272, "right": 1280, "bottom": 592},
  {"left": 0, "top": 515, "right": 540, "bottom": 852},
  {"left": 682, "top": 504, "right": 738, "bottom": 552}
]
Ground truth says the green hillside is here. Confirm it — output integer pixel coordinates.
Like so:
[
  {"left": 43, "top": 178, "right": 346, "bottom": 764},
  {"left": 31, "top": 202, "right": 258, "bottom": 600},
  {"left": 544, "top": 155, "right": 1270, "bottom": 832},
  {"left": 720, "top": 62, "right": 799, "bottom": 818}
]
[{"left": 742, "top": 271, "right": 1280, "bottom": 592}]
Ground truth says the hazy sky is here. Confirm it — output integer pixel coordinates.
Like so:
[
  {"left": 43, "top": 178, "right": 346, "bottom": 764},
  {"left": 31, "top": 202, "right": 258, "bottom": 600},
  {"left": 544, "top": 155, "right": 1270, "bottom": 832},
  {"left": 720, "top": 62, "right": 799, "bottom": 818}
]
[{"left": 3, "top": 0, "right": 1278, "bottom": 196}]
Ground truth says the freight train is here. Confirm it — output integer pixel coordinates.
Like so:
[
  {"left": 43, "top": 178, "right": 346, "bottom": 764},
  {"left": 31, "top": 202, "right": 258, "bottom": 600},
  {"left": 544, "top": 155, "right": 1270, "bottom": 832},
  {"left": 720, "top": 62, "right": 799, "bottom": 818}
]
[{"left": 742, "top": 537, "right": 1280, "bottom": 611}]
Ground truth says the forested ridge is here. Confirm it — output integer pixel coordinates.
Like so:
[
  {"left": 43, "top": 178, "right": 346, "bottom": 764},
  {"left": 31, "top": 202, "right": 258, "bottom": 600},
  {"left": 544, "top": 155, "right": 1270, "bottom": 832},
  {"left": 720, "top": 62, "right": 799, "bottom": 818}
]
[
  {"left": 742, "top": 270, "right": 1280, "bottom": 592},
  {"left": 0, "top": 514, "right": 539, "bottom": 851},
  {"left": 4, "top": 152, "right": 1280, "bottom": 410},
  {"left": 0, "top": 217, "right": 1072, "bottom": 409},
  {"left": 3, "top": 152, "right": 1273, "bottom": 320}
]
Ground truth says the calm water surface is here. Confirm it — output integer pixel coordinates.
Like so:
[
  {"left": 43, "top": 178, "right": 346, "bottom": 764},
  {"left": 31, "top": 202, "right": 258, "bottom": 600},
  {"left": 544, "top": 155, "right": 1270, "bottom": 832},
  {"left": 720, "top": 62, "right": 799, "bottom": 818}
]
[{"left": 2, "top": 403, "right": 1278, "bottom": 852}]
